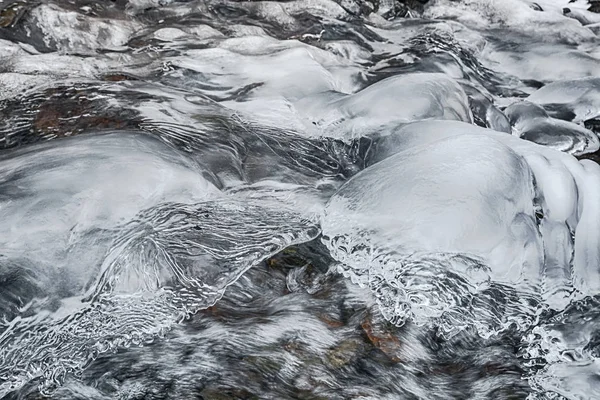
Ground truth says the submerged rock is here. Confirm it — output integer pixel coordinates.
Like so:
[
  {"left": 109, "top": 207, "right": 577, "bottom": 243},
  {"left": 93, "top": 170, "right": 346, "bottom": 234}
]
[{"left": 527, "top": 77, "right": 600, "bottom": 122}]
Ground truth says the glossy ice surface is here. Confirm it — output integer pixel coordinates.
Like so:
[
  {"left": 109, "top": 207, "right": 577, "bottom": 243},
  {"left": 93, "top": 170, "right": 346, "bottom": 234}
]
[{"left": 1, "top": 0, "right": 600, "bottom": 399}]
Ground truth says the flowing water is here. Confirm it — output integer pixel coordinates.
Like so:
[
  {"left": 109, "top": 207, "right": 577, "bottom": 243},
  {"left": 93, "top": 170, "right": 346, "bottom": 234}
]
[{"left": 1, "top": 0, "right": 600, "bottom": 398}]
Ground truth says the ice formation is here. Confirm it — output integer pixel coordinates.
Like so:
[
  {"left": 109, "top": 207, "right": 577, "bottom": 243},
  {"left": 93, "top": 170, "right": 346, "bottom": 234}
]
[
  {"left": 1, "top": 0, "right": 600, "bottom": 398},
  {"left": 324, "top": 120, "right": 600, "bottom": 336},
  {"left": 0, "top": 133, "right": 319, "bottom": 394}
]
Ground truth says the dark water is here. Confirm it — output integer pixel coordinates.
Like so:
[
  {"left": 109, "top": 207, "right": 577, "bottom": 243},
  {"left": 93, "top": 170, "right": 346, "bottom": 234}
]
[{"left": 1, "top": 0, "right": 600, "bottom": 399}]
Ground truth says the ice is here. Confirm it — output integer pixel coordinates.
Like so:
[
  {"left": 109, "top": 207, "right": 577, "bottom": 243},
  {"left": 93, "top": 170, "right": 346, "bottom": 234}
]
[
  {"left": 1, "top": 0, "right": 600, "bottom": 397},
  {"left": 0, "top": 132, "right": 319, "bottom": 395},
  {"left": 407, "top": 122, "right": 600, "bottom": 299},
  {"left": 28, "top": 4, "right": 142, "bottom": 53},
  {"left": 535, "top": 0, "right": 590, "bottom": 11},
  {"left": 294, "top": 73, "right": 473, "bottom": 139},
  {"left": 480, "top": 43, "right": 600, "bottom": 85},
  {"left": 563, "top": 6, "right": 600, "bottom": 26},
  {"left": 325, "top": 120, "right": 600, "bottom": 334},
  {"left": 381, "top": 121, "right": 600, "bottom": 298},
  {"left": 163, "top": 40, "right": 365, "bottom": 133},
  {"left": 0, "top": 39, "right": 27, "bottom": 60},
  {"left": 0, "top": 73, "right": 52, "bottom": 101},
  {"left": 172, "top": 37, "right": 362, "bottom": 99},
  {"left": 505, "top": 101, "right": 600, "bottom": 155},
  {"left": 0, "top": 132, "right": 218, "bottom": 330},
  {"left": 460, "top": 81, "right": 512, "bottom": 133},
  {"left": 0, "top": 200, "right": 318, "bottom": 395},
  {"left": 527, "top": 77, "right": 600, "bottom": 122},
  {"left": 423, "top": 0, "right": 596, "bottom": 44},
  {"left": 523, "top": 296, "right": 600, "bottom": 400},
  {"left": 322, "top": 133, "right": 543, "bottom": 333},
  {"left": 536, "top": 360, "right": 600, "bottom": 399},
  {"left": 0, "top": 132, "right": 218, "bottom": 267}
]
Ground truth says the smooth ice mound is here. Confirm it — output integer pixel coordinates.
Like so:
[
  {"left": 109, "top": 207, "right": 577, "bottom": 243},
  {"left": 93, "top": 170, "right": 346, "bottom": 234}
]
[
  {"left": 0, "top": 132, "right": 219, "bottom": 254},
  {"left": 294, "top": 72, "right": 473, "bottom": 138},
  {"left": 0, "top": 133, "right": 319, "bottom": 395},
  {"left": 323, "top": 121, "right": 600, "bottom": 336},
  {"left": 527, "top": 77, "right": 600, "bottom": 122},
  {"left": 504, "top": 101, "right": 600, "bottom": 155}
]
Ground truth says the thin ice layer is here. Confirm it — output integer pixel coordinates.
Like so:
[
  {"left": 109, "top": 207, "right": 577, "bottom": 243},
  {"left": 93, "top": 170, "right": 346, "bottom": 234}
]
[
  {"left": 0, "top": 200, "right": 318, "bottom": 396},
  {"left": 527, "top": 77, "right": 600, "bottom": 122},
  {"left": 504, "top": 101, "right": 600, "bottom": 155}
]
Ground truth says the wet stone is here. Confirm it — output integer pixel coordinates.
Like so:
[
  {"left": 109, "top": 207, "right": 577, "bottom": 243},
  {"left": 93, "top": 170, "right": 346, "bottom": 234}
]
[{"left": 326, "top": 339, "right": 362, "bottom": 368}]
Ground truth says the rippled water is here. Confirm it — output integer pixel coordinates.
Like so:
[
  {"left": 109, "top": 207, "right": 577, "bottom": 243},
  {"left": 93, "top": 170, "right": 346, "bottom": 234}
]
[{"left": 1, "top": 0, "right": 600, "bottom": 398}]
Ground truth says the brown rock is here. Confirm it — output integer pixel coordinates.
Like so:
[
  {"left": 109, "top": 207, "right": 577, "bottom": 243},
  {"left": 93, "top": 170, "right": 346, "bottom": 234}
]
[
  {"left": 326, "top": 339, "right": 361, "bottom": 368},
  {"left": 361, "top": 315, "right": 403, "bottom": 362}
]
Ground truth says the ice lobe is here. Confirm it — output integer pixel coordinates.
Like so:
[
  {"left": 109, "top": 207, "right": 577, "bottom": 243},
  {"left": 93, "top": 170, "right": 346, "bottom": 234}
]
[
  {"left": 296, "top": 73, "right": 473, "bottom": 138},
  {"left": 0, "top": 133, "right": 215, "bottom": 392},
  {"left": 28, "top": 4, "right": 142, "bottom": 53},
  {"left": 480, "top": 44, "right": 600, "bottom": 84},
  {"left": 0, "top": 132, "right": 319, "bottom": 395},
  {"left": 325, "top": 120, "right": 600, "bottom": 333},
  {"left": 0, "top": 132, "right": 217, "bottom": 269},
  {"left": 527, "top": 77, "right": 600, "bottom": 122},
  {"left": 423, "top": 0, "right": 596, "bottom": 44},
  {"left": 563, "top": 6, "right": 600, "bottom": 26},
  {"left": 325, "top": 135, "right": 539, "bottom": 268},
  {"left": 504, "top": 101, "right": 600, "bottom": 155},
  {"left": 393, "top": 122, "right": 600, "bottom": 298},
  {"left": 0, "top": 132, "right": 215, "bottom": 318},
  {"left": 460, "top": 82, "right": 511, "bottom": 133},
  {"left": 323, "top": 134, "right": 542, "bottom": 333}
]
